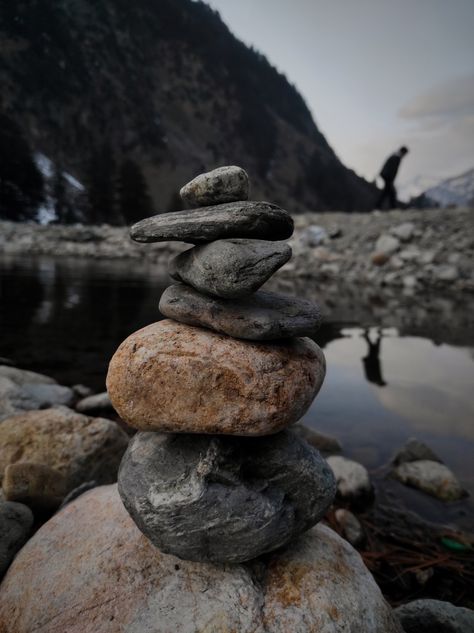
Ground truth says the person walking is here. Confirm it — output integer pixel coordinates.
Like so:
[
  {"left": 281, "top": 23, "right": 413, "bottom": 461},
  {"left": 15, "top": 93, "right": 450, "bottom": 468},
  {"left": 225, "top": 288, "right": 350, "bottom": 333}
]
[{"left": 376, "top": 146, "right": 409, "bottom": 209}]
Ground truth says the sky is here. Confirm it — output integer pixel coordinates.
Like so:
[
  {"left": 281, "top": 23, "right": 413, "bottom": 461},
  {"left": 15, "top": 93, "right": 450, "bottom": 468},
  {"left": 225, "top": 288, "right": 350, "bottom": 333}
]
[{"left": 205, "top": 0, "right": 474, "bottom": 198}]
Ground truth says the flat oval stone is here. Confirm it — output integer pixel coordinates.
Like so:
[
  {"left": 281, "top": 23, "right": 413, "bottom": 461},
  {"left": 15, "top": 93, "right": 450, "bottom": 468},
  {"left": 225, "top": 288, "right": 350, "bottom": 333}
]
[
  {"left": 106, "top": 320, "right": 325, "bottom": 435},
  {"left": 180, "top": 165, "right": 249, "bottom": 207},
  {"left": 130, "top": 201, "right": 293, "bottom": 243},
  {"left": 118, "top": 430, "right": 336, "bottom": 563},
  {"left": 159, "top": 284, "right": 322, "bottom": 340},
  {"left": 168, "top": 239, "right": 291, "bottom": 298}
]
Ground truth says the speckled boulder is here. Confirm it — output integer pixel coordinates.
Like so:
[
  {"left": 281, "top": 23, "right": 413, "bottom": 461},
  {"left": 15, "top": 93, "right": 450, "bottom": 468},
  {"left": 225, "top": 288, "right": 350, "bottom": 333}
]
[
  {"left": 0, "top": 407, "right": 129, "bottom": 492},
  {"left": 118, "top": 430, "right": 335, "bottom": 563},
  {"left": 106, "top": 320, "right": 325, "bottom": 435},
  {"left": 180, "top": 165, "right": 249, "bottom": 207},
  {"left": 0, "top": 485, "right": 402, "bottom": 633}
]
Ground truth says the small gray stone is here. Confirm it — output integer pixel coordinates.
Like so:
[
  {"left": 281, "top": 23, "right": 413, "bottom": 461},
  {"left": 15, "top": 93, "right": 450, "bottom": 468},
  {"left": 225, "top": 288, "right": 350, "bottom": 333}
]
[
  {"left": 434, "top": 264, "right": 459, "bottom": 281},
  {"left": 327, "top": 456, "right": 373, "bottom": 502},
  {"left": 75, "top": 392, "right": 113, "bottom": 415},
  {"left": 0, "top": 377, "right": 75, "bottom": 422},
  {"left": 168, "top": 239, "right": 291, "bottom": 298},
  {"left": 334, "top": 508, "right": 365, "bottom": 547},
  {"left": 0, "top": 365, "right": 56, "bottom": 386},
  {"left": 0, "top": 501, "right": 34, "bottom": 578},
  {"left": 395, "top": 599, "right": 474, "bottom": 633},
  {"left": 392, "top": 437, "right": 442, "bottom": 465},
  {"left": 392, "top": 460, "right": 465, "bottom": 501},
  {"left": 391, "top": 222, "right": 415, "bottom": 241},
  {"left": 180, "top": 165, "right": 249, "bottom": 207},
  {"left": 375, "top": 234, "right": 400, "bottom": 255},
  {"left": 159, "top": 284, "right": 322, "bottom": 340},
  {"left": 130, "top": 201, "right": 293, "bottom": 244},
  {"left": 118, "top": 430, "right": 336, "bottom": 564}
]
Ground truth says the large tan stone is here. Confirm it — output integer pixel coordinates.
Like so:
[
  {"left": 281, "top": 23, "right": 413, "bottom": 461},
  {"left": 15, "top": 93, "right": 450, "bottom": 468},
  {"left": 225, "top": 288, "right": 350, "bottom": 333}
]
[
  {"left": 0, "top": 485, "right": 402, "bottom": 633},
  {"left": 106, "top": 320, "right": 325, "bottom": 435},
  {"left": 0, "top": 407, "right": 128, "bottom": 492}
]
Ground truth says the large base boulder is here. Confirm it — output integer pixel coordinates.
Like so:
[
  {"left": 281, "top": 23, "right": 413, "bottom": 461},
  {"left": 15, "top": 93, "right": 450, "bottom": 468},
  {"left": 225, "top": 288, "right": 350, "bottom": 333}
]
[{"left": 0, "top": 485, "right": 402, "bottom": 633}]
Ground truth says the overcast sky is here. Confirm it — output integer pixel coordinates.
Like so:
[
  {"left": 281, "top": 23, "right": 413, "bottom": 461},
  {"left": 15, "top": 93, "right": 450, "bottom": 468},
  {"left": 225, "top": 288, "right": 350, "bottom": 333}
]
[{"left": 206, "top": 0, "right": 474, "bottom": 197}]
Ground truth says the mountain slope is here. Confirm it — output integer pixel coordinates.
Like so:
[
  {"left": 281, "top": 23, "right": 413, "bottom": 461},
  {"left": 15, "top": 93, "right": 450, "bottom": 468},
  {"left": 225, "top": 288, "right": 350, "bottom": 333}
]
[
  {"left": 424, "top": 168, "right": 474, "bottom": 207},
  {"left": 0, "top": 0, "right": 375, "bottom": 223}
]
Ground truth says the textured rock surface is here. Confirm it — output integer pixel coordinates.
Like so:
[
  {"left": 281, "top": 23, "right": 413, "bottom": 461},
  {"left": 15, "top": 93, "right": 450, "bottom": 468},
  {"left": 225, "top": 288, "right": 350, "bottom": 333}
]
[
  {"left": 392, "top": 437, "right": 442, "bottom": 465},
  {"left": 0, "top": 484, "right": 402, "bottom": 633},
  {"left": 392, "top": 460, "right": 465, "bottom": 501},
  {"left": 107, "top": 320, "right": 325, "bottom": 435},
  {"left": 118, "top": 430, "right": 335, "bottom": 563},
  {"left": 327, "top": 456, "right": 373, "bottom": 501},
  {"left": 180, "top": 165, "right": 249, "bottom": 207},
  {"left": 0, "top": 375, "right": 75, "bottom": 422},
  {"left": 168, "top": 239, "right": 291, "bottom": 298},
  {"left": 130, "top": 200, "right": 293, "bottom": 243},
  {"left": 3, "top": 463, "right": 67, "bottom": 510},
  {"left": 395, "top": 599, "right": 474, "bottom": 633},
  {"left": 159, "top": 284, "right": 322, "bottom": 340},
  {"left": 0, "top": 501, "right": 33, "bottom": 579},
  {"left": 0, "top": 407, "right": 128, "bottom": 492},
  {"left": 0, "top": 365, "right": 56, "bottom": 386}
]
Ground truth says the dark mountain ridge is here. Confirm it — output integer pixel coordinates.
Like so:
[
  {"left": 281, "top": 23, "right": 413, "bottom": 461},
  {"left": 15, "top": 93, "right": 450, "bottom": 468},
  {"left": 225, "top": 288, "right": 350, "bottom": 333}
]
[{"left": 0, "top": 0, "right": 375, "bottom": 224}]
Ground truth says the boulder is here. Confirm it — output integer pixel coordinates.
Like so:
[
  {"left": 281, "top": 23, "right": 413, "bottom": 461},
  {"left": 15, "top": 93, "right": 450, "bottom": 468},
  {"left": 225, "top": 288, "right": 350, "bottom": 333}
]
[
  {"left": 168, "top": 239, "right": 291, "bottom": 298},
  {"left": 327, "top": 456, "right": 373, "bottom": 502},
  {"left": 2, "top": 462, "right": 67, "bottom": 510},
  {"left": 392, "top": 460, "right": 465, "bottom": 501},
  {"left": 395, "top": 599, "right": 474, "bottom": 633},
  {"left": 159, "top": 284, "right": 322, "bottom": 340},
  {"left": 392, "top": 437, "right": 442, "bottom": 465},
  {"left": 0, "top": 485, "right": 402, "bottom": 633},
  {"left": 180, "top": 165, "right": 249, "bottom": 207},
  {"left": 0, "top": 407, "right": 128, "bottom": 492},
  {"left": 0, "top": 501, "right": 33, "bottom": 579},
  {"left": 107, "top": 320, "right": 325, "bottom": 435},
  {"left": 118, "top": 430, "right": 335, "bottom": 563},
  {"left": 130, "top": 200, "right": 293, "bottom": 243}
]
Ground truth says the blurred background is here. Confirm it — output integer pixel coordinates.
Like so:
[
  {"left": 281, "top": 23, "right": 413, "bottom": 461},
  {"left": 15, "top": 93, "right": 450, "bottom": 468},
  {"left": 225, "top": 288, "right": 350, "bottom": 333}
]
[{"left": 0, "top": 0, "right": 473, "bottom": 602}]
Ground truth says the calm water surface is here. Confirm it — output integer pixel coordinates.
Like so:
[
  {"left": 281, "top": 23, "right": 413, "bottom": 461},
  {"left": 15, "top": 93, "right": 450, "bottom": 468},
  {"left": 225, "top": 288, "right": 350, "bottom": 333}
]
[{"left": 1, "top": 255, "right": 473, "bottom": 528}]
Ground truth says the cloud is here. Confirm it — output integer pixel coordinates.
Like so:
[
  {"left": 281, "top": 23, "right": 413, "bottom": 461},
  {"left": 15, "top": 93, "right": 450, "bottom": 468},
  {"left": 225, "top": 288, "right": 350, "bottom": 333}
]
[{"left": 399, "top": 74, "right": 474, "bottom": 124}]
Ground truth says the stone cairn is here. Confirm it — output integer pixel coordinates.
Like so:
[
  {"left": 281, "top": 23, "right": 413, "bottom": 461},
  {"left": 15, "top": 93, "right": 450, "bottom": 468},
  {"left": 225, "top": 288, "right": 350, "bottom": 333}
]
[{"left": 106, "top": 166, "right": 336, "bottom": 564}]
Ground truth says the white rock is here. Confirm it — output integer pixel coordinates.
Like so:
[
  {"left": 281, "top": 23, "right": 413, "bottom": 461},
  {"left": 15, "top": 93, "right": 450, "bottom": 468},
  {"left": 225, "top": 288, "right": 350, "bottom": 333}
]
[
  {"left": 334, "top": 508, "right": 365, "bottom": 546},
  {"left": 300, "top": 225, "right": 329, "bottom": 247},
  {"left": 327, "top": 456, "right": 372, "bottom": 500},
  {"left": 391, "top": 222, "right": 415, "bottom": 241},
  {"left": 393, "top": 460, "right": 465, "bottom": 501},
  {"left": 434, "top": 265, "right": 459, "bottom": 281},
  {"left": 375, "top": 234, "right": 400, "bottom": 255}
]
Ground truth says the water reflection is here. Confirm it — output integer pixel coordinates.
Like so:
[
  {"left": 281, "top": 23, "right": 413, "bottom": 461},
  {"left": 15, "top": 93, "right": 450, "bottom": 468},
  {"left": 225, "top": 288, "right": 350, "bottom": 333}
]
[{"left": 362, "top": 328, "right": 386, "bottom": 387}]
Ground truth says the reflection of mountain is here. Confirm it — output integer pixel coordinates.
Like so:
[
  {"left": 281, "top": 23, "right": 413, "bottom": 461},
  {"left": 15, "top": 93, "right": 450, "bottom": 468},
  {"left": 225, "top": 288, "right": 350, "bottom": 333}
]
[{"left": 0, "top": 0, "right": 375, "bottom": 224}]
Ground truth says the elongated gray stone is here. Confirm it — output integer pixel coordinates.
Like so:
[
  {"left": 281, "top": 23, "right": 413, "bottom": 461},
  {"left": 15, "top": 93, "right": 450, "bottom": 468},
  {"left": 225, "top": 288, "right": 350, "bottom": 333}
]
[
  {"left": 130, "top": 201, "right": 293, "bottom": 244},
  {"left": 180, "top": 165, "right": 249, "bottom": 207},
  {"left": 159, "top": 284, "right": 322, "bottom": 340},
  {"left": 118, "top": 430, "right": 336, "bottom": 564},
  {"left": 168, "top": 239, "right": 291, "bottom": 298}
]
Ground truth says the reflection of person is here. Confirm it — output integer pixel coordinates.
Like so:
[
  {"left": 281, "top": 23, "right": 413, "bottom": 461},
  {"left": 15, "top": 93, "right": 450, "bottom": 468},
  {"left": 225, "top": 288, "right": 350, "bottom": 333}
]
[
  {"left": 362, "top": 329, "right": 386, "bottom": 386},
  {"left": 376, "top": 146, "right": 409, "bottom": 209}
]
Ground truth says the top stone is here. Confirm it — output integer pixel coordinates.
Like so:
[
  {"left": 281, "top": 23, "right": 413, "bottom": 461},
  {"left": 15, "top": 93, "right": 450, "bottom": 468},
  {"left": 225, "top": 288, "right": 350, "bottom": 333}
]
[
  {"left": 130, "top": 201, "right": 293, "bottom": 244},
  {"left": 180, "top": 165, "right": 249, "bottom": 207}
]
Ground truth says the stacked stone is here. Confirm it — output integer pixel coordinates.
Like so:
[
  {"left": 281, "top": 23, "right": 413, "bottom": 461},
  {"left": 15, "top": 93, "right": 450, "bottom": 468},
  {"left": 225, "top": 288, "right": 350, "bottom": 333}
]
[{"left": 106, "top": 166, "right": 336, "bottom": 564}]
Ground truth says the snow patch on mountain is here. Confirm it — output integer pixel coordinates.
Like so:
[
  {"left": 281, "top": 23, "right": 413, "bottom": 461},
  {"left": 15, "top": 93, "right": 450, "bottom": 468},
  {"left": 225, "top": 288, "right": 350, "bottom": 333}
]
[{"left": 424, "top": 168, "right": 474, "bottom": 207}]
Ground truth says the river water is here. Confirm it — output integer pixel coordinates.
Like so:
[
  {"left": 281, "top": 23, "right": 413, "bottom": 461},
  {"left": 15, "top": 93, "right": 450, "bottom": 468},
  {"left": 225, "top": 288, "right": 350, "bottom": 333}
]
[{"left": 1, "top": 254, "right": 473, "bottom": 529}]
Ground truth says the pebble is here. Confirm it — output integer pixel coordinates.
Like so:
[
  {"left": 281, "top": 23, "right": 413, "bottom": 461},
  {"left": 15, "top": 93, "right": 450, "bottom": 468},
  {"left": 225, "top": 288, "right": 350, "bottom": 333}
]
[
  {"left": 0, "top": 501, "right": 33, "bottom": 579},
  {"left": 395, "top": 599, "right": 474, "bottom": 633},
  {"left": 159, "top": 284, "right": 322, "bottom": 340},
  {"left": 0, "top": 484, "right": 402, "bottom": 633},
  {"left": 107, "top": 320, "right": 325, "bottom": 435},
  {"left": 0, "top": 406, "right": 128, "bottom": 492},
  {"left": 375, "top": 234, "right": 400, "bottom": 255},
  {"left": 326, "top": 456, "right": 373, "bottom": 502},
  {"left": 0, "top": 375, "right": 75, "bottom": 422},
  {"left": 392, "top": 460, "right": 465, "bottom": 501},
  {"left": 334, "top": 508, "right": 365, "bottom": 547},
  {"left": 3, "top": 462, "right": 67, "bottom": 510},
  {"left": 168, "top": 239, "right": 291, "bottom": 298},
  {"left": 434, "top": 264, "right": 458, "bottom": 281},
  {"left": 119, "top": 430, "right": 335, "bottom": 563},
  {"left": 180, "top": 165, "right": 249, "bottom": 207},
  {"left": 75, "top": 391, "right": 114, "bottom": 415},
  {"left": 391, "top": 222, "right": 415, "bottom": 241},
  {"left": 130, "top": 201, "right": 293, "bottom": 244},
  {"left": 392, "top": 437, "right": 442, "bottom": 465}
]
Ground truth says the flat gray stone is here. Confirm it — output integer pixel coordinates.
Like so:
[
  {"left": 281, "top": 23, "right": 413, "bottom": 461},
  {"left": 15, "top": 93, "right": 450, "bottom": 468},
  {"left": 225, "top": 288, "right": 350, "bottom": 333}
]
[
  {"left": 118, "top": 430, "right": 336, "bottom": 564},
  {"left": 0, "top": 376, "right": 75, "bottom": 422},
  {"left": 392, "top": 437, "right": 442, "bottom": 465},
  {"left": 392, "top": 460, "right": 465, "bottom": 501},
  {"left": 130, "top": 201, "right": 293, "bottom": 244},
  {"left": 75, "top": 392, "right": 114, "bottom": 415},
  {"left": 168, "top": 239, "right": 291, "bottom": 298},
  {"left": 0, "top": 501, "right": 34, "bottom": 578},
  {"left": 159, "top": 284, "right": 322, "bottom": 340},
  {"left": 180, "top": 165, "right": 249, "bottom": 207},
  {"left": 395, "top": 599, "right": 474, "bottom": 633}
]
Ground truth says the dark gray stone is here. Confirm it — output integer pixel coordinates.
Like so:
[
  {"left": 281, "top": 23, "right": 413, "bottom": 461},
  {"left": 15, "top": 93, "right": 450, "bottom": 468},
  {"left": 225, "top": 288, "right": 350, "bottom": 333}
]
[
  {"left": 130, "top": 201, "right": 293, "bottom": 244},
  {"left": 392, "top": 437, "right": 442, "bottom": 465},
  {"left": 118, "top": 430, "right": 336, "bottom": 564},
  {"left": 159, "top": 284, "right": 322, "bottom": 340},
  {"left": 180, "top": 166, "right": 249, "bottom": 207},
  {"left": 168, "top": 239, "right": 291, "bottom": 298},
  {"left": 395, "top": 599, "right": 474, "bottom": 633},
  {"left": 0, "top": 501, "right": 34, "bottom": 578}
]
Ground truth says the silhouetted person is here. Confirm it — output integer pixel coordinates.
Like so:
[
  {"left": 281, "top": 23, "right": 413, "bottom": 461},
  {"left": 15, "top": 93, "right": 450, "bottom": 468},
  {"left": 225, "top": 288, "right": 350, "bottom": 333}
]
[
  {"left": 376, "top": 146, "right": 409, "bottom": 209},
  {"left": 362, "top": 329, "right": 386, "bottom": 386}
]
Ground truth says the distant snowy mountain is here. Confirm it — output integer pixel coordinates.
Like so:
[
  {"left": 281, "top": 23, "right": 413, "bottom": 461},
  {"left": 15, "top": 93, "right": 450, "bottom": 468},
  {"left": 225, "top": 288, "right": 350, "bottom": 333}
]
[{"left": 424, "top": 168, "right": 474, "bottom": 207}]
